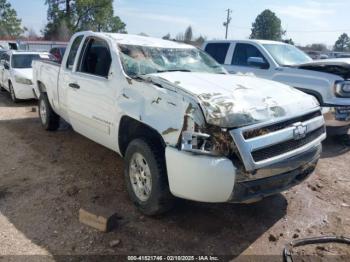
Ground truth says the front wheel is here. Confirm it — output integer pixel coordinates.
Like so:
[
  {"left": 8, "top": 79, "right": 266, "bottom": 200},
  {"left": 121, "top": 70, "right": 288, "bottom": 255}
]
[
  {"left": 124, "top": 139, "right": 174, "bottom": 215},
  {"left": 39, "top": 93, "right": 60, "bottom": 131}
]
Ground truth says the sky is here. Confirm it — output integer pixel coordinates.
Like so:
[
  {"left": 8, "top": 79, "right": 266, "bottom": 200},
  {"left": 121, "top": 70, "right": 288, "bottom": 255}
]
[{"left": 8, "top": 0, "right": 350, "bottom": 46}]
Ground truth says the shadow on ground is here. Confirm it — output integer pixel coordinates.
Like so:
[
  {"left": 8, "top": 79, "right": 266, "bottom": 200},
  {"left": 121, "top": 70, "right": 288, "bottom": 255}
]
[
  {"left": 2, "top": 91, "right": 347, "bottom": 257},
  {"left": 0, "top": 115, "right": 287, "bottom": 257}
]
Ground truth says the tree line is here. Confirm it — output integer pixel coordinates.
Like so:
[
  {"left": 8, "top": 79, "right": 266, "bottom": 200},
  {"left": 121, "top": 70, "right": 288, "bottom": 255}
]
[
  {"left": 0, "top": 0, "right": 126, "bottom": 40},
  {"left": 0, "top": 1, "right": 348, "bottom": 52},
  {"left": 248, "top": 9, "right": 350, "bottom": 52}
]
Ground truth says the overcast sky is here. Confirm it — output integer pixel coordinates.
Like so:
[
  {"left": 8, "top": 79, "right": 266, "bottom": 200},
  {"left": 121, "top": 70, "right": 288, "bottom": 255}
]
[{"left": 9, "top": 0, "right": 350, "bottom": 46}]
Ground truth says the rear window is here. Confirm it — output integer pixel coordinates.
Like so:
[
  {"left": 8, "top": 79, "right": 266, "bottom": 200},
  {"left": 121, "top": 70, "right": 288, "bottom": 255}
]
[
  {"left": 11, "top": 54, "right": 41, "bottom": 68},
  {"left": 204, "top": 43, "right": 230, "bottom": 64}
]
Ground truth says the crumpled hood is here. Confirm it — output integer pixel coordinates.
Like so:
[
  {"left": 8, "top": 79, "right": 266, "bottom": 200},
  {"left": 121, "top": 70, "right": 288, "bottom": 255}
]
[
  {"left": 294, "top": 58, "right": 350, "bottom": 79},
  {"left": 147, "top": 72, "right": 319, "bottom": 128}
]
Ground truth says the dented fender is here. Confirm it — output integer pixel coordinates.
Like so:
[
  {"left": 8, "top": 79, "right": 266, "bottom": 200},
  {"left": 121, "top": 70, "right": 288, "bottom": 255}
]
[{"left": 117, "top": 77, "right": 205, "bottom": 149}]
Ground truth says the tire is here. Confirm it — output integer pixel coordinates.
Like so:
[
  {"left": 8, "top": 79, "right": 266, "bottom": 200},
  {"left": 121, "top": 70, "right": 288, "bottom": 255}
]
[
  {"left": 39, "top": 93, "right": 60, "bottom": 131},
  {"left": 124, "top": 139, "right": 174, "bottom": 215},
  {"left": 9, "top": 82, "right": 19, "bottom": 103}
]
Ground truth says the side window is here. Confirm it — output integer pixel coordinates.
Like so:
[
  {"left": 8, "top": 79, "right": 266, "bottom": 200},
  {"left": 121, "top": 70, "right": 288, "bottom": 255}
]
[
  {"left": 66, "top": 35, "right": 83, "bottom": 70},
  {"left": 204, "top": 43, "right": 230, "bottom": 64},
  {"left": 232, "top": 43, "right": 269, "bottom": 68},
  {"left": 0, "top": 53, "right": 5, "bottom": 64},
  {"left": 77, "top": 38, "right": 112, "bottom": 78}
]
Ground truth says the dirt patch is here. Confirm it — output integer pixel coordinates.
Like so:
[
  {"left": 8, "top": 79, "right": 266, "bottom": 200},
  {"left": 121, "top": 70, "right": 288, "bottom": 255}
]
[{"left": 0, "top": 91, "right": 349, "bottom": 260}]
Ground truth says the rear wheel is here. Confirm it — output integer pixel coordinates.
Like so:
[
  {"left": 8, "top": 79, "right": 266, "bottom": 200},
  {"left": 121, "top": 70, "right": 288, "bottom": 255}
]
[
  {"left": 9, "top": 82, "right": 19, "bottom": 103},
  {"left": 39, "top": 93, "right": 60, "bottom": 131},
  {"left": 124, "top": 139, "right": 174, "bottom": 215}
]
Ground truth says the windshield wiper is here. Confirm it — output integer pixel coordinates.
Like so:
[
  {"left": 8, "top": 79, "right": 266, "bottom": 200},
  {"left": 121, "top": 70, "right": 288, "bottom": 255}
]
[{"left": 156, "top": 69, "right": 192, "bottom": 73}]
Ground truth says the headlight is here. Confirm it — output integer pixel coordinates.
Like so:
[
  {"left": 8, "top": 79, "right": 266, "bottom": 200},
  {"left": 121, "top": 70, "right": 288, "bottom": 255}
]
[
  {"left": 181, "top": 130, "right": 215, "bottom": 155},
  {"left": 180, "top": 127, "right": 234, "bottom": 156},
  {"left": 15, "top": 75, "right": 33, "bottom": 85},
  {"left": 334, "top": 81, "right": 350, "bottom": 98}
]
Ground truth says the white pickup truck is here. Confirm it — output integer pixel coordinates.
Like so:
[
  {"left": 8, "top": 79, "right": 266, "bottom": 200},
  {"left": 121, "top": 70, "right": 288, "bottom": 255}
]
[
  {"left": 203, "top": 40, "right": 350, "bottom": 136},
  {"left": 32, "top": 32, "right": 326, "bottom": 215}
]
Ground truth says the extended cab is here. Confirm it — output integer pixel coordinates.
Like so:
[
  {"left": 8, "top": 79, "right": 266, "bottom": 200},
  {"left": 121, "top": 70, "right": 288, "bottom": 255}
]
[
  {"left": 202, "top": 40, "right": 350, "bottom": 136},
  {"left": 33, "top": 32, "right": 326, "bottom": 215}
]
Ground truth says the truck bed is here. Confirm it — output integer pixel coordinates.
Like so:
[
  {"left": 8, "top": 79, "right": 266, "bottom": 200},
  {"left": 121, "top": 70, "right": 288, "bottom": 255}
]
[{"left": 32, "top": 59, "right": 61, "bottom": 109}]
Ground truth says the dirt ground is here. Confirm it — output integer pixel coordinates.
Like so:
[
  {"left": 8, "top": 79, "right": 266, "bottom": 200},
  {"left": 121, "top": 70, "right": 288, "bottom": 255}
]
[{"left": 0, "top": 90, "right": 349, "bottom": 261}]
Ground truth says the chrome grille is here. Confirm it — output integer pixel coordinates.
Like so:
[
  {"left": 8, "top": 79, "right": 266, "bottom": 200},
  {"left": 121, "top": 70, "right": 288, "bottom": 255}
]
[{"left": 230, "top": 109, "right": 326, "bottom": 171}]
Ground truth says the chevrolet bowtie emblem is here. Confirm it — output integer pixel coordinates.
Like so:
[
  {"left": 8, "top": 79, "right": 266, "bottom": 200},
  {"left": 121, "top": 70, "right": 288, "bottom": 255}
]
[{"left": 293, "top": 123, "right": 308, "bottom": 140}]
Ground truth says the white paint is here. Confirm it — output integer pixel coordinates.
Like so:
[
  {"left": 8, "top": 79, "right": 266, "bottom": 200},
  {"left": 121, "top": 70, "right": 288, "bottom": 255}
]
[
  {"left": 147, "top": 72, "right": 319, "bottom": 127},
  {"left": 32, "top": 31, "right": 325, "bottom": 204},
  {"left": 165, "top": 147, "right": 236, "bottom": 202}
]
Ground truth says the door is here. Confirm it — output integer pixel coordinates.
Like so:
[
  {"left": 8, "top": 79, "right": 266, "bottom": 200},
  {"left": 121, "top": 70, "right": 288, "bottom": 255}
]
[
  {"left": 225, "top": 43, "right": 272, "bottom": 79},
  {"left": 65, "top": 36, "right": 115, "bottom": 150},
  {"left": 58, "top": 35, "right": 84, "bottom": 121},
  {"left": 0, "top": 53, "right": 6, "bottom": 87},
  {"left": 2, "top": 53, "right": 11, "bottom": 90}
]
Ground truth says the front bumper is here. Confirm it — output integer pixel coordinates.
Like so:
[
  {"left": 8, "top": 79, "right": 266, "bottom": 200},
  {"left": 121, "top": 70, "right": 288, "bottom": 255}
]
[
  {"left": 165, "top": 143, "right": 321, "bottom": 203},
  {"left": 230, "top": 160, "right": 316, "bottom": 203},
  {"left": 13, "top": 82, "right": 36, "bottom": 100},
  {"left": 324, "top": 107, "right": 350, "bottom": 135}
]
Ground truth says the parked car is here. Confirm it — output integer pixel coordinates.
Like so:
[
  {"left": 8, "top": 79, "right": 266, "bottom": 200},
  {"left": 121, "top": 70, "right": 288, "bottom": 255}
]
[
  {"left": 0, "top": 41, "right": 19, "bottom": 50},
  {"left": 0, "top": 51, "right": 53, "bottom": 102},
  {"left": 33, "top": 32, "right": 326, "bottom": 215},
  {"left": 49, "top": 46, "right": 66, "bottom": 63},
  {"left": 202, "top": 40, "right": 350, "bottom": 136}
]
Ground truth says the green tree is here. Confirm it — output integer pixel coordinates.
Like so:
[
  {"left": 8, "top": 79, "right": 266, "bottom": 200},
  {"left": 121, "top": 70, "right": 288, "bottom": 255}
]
[
  {"left": 43, "top": 0, "right": 72, "bottom": 40},
  {"left": 184, "top": 26, "right": 193, "bottom": 43},
  {"left": 43, "top": 0, "right": 126, "bottom": 40},
  {"left": 0, "top": 0, "right": 24, "bottom": 38},
  {"left": 162, "top": 33, "right": 171, "bottom": 40},
  {"left": 334, "top": 33, "right": 350, "bottom": 52},
  {"left": 250, "top": 9, "right": 285, "bottom": 41},
  {"left": 307, "top": 43, "right": 328, "bottom": 52},
  {"left": 283, "top": 38, "right": 294, "bottom": 45}
]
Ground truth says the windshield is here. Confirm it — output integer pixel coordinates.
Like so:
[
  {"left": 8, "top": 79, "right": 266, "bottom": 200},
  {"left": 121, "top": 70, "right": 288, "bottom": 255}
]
[
  {"left": 11, "top": 54, "right": 41, "bottom": 68},
  {"left": 118, "top": 44, "right": 226, "bottom": 77},
  {"left": 263, "top": 44, "right": 312, "bottom": 66}
]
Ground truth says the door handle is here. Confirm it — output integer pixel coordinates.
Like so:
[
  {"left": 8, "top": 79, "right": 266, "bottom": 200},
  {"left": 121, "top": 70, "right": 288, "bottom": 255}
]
[{"left": 69, "top": 83, "right": 80, "bottom": 89}]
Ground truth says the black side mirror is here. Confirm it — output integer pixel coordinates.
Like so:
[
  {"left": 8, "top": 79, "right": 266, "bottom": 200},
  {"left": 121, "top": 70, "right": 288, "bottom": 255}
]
[
  {"left": 4, "top": 63, "right": 9, "bottom": 70},
  {"left": 247, "top": 57, "right": 269, "bottom": 69}
]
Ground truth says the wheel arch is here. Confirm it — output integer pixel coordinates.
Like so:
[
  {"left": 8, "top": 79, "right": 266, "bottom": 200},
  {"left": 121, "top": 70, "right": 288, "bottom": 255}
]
[
  {"left": 37, "top": 81, "right": 47, "bottom": 93},
  {"left": 118, "top": 115, "right": 167, "bottom": 157}
]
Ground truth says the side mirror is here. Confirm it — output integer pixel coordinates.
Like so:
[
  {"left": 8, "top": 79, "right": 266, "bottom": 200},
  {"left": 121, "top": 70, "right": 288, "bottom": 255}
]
[
  {"left": 247, "top": 57, "right": 269, "bottom": 69},
  {"left": 4, "top": 63, "right": 9, "bottom": 70}
]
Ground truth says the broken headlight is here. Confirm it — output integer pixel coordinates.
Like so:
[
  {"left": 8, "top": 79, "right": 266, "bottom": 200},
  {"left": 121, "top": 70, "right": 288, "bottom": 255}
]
[
  {"left": 181, "top": 130, "right": 216, "bottom": 155},
  {"left": 335, "top": 80, "right": 350, "bottom": 98},
  {"left": 180, "top": 127, "right": 235, "bottom": 157}
]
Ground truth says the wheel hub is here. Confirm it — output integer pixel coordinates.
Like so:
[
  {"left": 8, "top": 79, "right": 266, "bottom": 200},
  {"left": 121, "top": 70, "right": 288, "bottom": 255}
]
[
  {"left": 129, "top": 152, "right": 152, "bottom": 202},
  {"left": 39, "top": 100, "right": 47, "bottom": 125}
]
